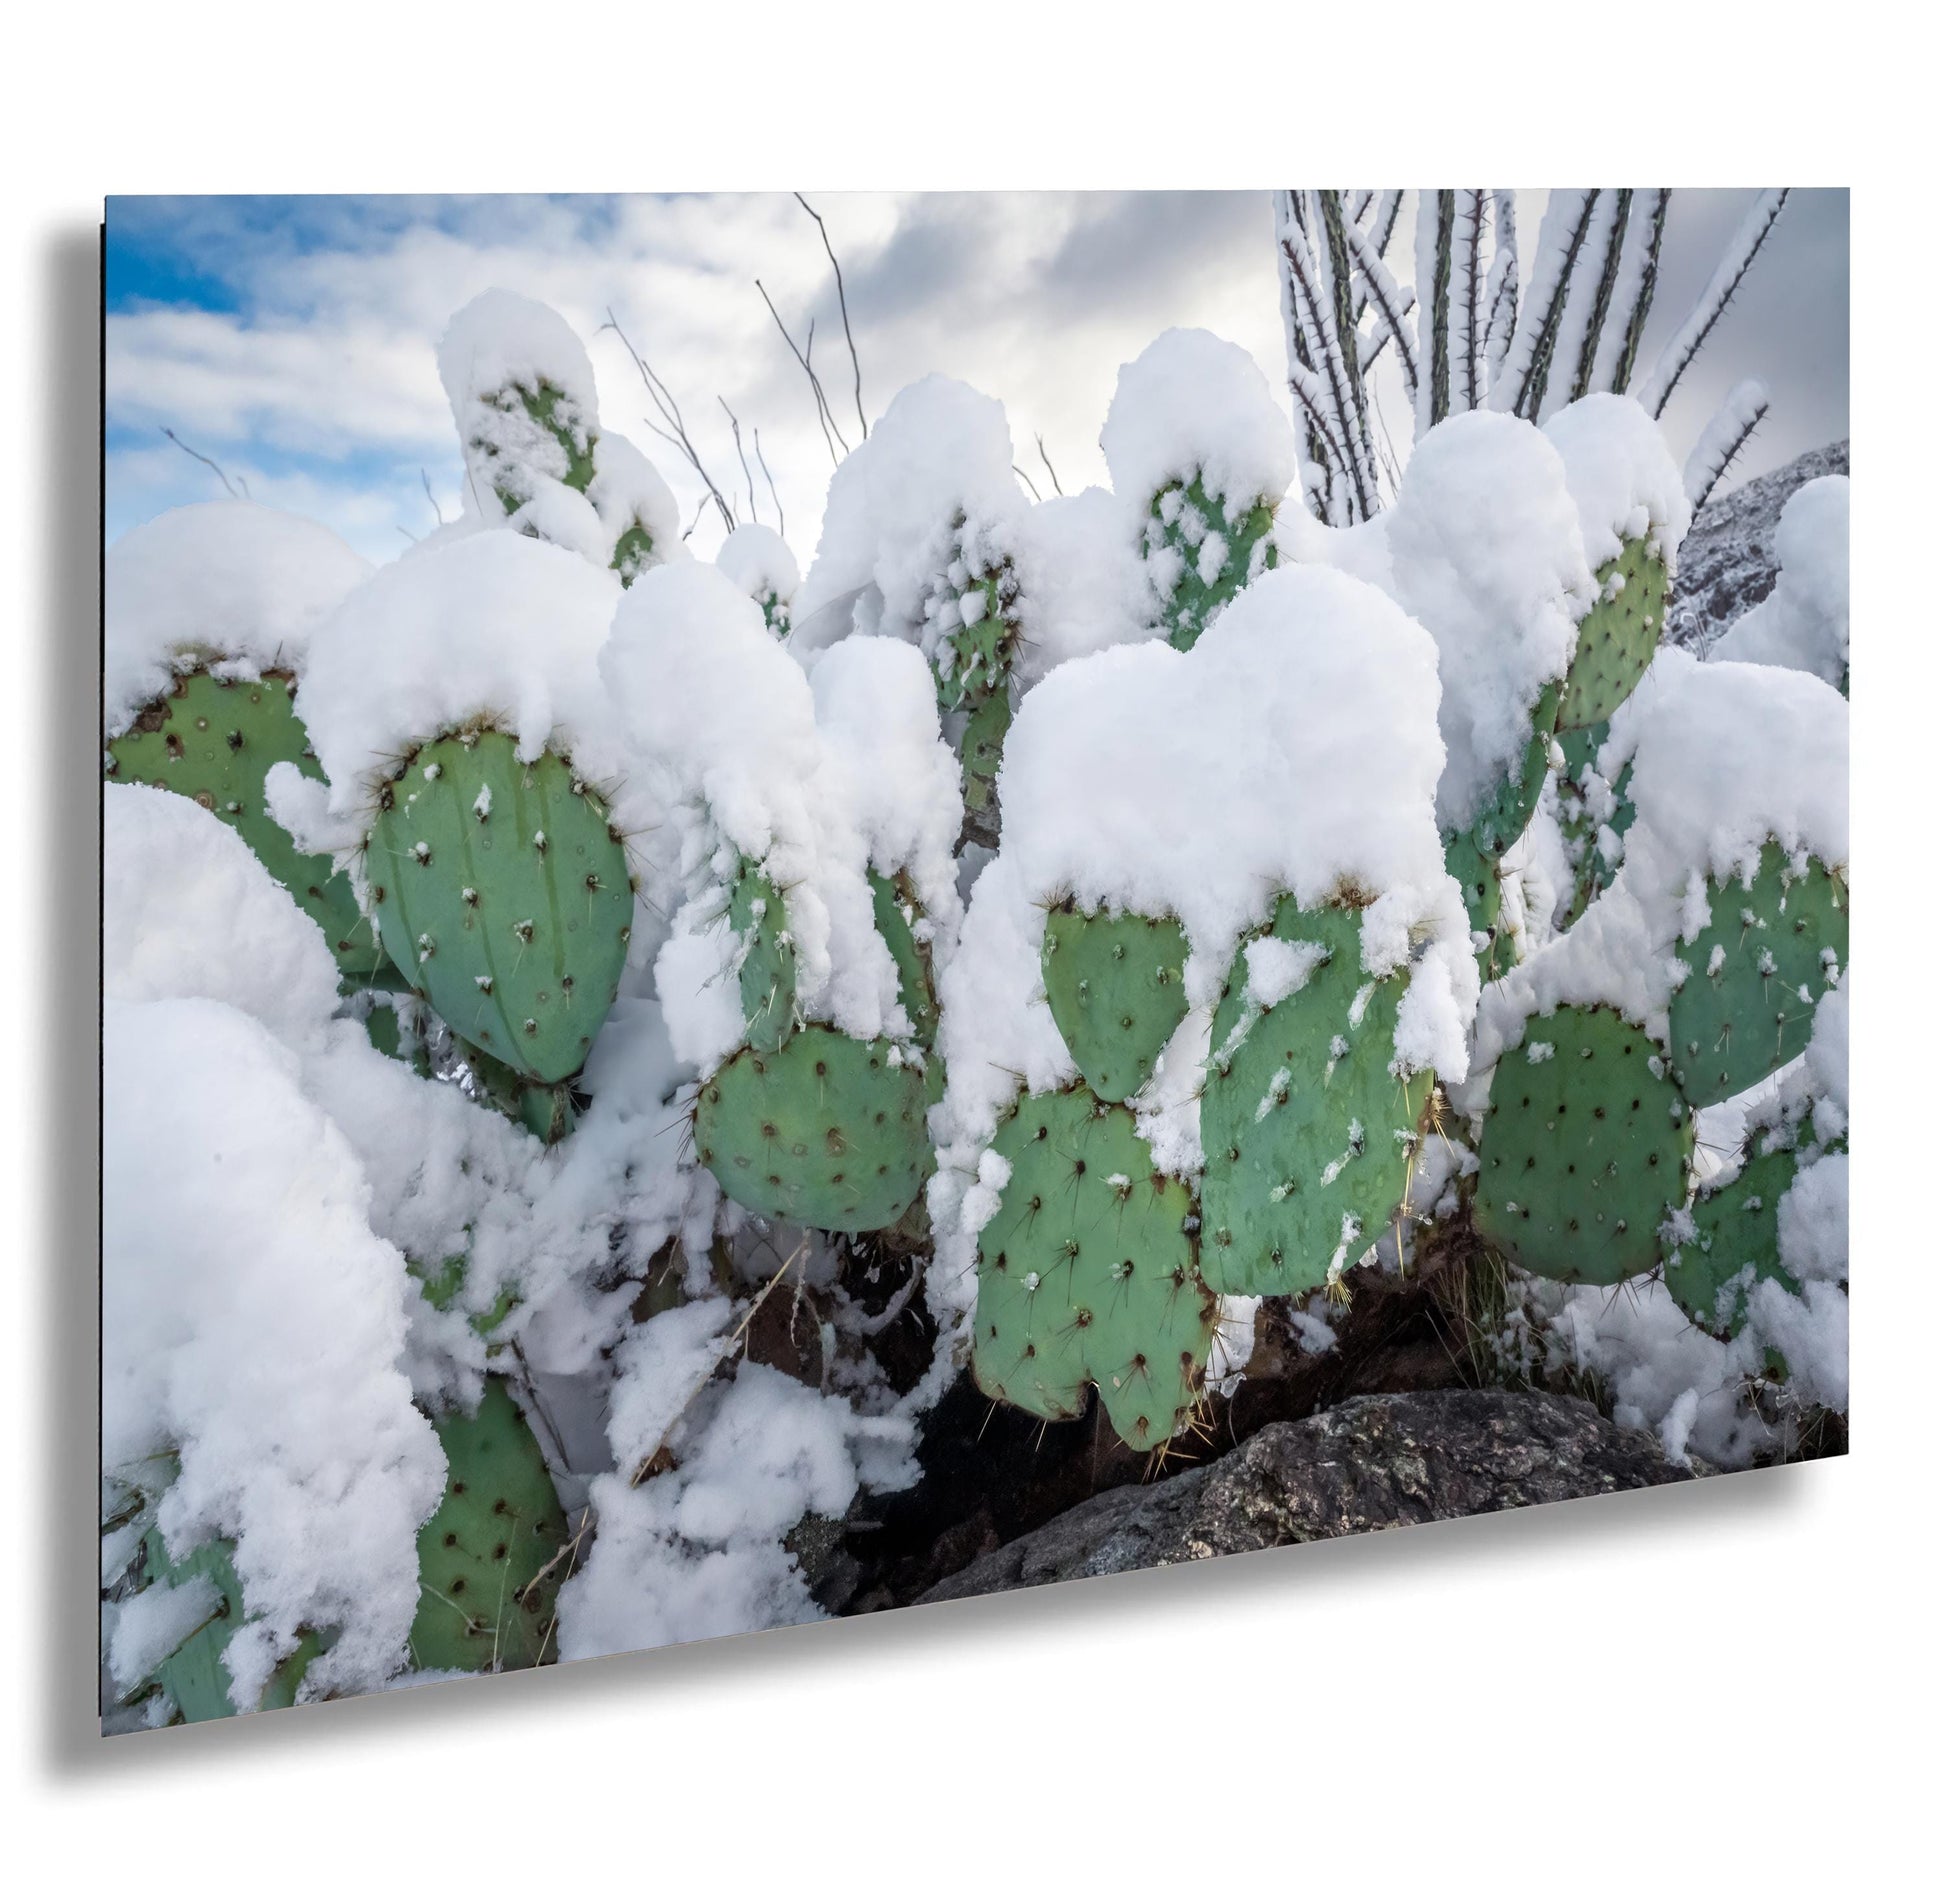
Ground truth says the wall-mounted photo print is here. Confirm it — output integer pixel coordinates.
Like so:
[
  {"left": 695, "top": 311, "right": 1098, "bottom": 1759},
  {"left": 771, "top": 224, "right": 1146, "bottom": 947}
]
[{"left": 100, "top": 188, "right": 1848, "bottom": 1731}]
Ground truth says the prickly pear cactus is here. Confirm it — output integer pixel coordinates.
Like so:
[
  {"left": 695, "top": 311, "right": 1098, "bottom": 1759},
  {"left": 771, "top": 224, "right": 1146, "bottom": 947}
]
[
  {"left": 409, "top": 1380, "right": 570, "bottom": 1676},
  {"left": 870, "top": 868, "right": 939, "bottom": 1048},
  {"left": 1199, "top": 899, "right": 1432, "bottom": 1296},
  {"left": 730, "top": 859, "right": 799, "bottom": 1053},
  {"left": 1039, "top": 905, "right": 1189, "bottom": 1104},
  {"left": 1445, "top": 831, "right": 1514, "bottom": 981},
  {"left": 925, "top": 525, "right": 1022, "bottom": 822},
  {"left": 1668, "top": 841, "right": 1848, "bottom": 1104},
  {"left": 1554, "top": 723, "right": 1635, "bottom": 927},
  {"left": 1474, "top": 1004, "right": 1692, "bottom": 1286},
  {"left": 1144, "top": 475, "right": 1277, "bottom": 651},
  {"left": 970, "top": 1086, "right": 1213, "bottom": 1450},
  {"left": 412, "top": 1235, "right": 519, "bottom": 1342},
  {"left": 691, "top": 1029, "right": 937, "bottom": 1232},
  {"left": 466, "top": 378, "right": 597, "bottom": 518},
  {"left": 107, "top": 670, "right": 391, "bottom": 982},
  {"left": 1663, "top": 1116, "right": 1814, "bottom": 1338},
  {"left": 123, "top": 1528, "right": 324, "bottom": 1724},
  {"left": 1555, "top": 537, "right": 1668, "bottom": 732},
  {"left": 365, "top": 730, "right": 633, "bottom": 1091}
]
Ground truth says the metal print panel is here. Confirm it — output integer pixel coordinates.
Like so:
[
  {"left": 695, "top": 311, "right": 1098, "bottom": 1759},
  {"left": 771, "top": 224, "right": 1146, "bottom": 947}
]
[{"left": 100, "top": 189, "right": 1849, "bottom": 1731}]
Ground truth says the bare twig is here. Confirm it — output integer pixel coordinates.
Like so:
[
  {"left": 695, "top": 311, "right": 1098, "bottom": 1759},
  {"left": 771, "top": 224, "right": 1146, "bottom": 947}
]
[
  {"left": 679, "top": 491, "right": 711, "bottom": 541},
  {"left": 420, "top": 467, "right": 446, "bottom": 527},
  {"left": 794, "top": 192, "right": 868, "bottom": 441},
  {"left": 1035, "top": 434, "right": 1065, "bottom": 496},
  {"left": 753, "top": 426, "right": 785, "bottom": 536},
  {"left": 160, "top": 426, "right": 243, "bottom": 500},
  {"left": 1012, "top": 462, "right": 1043, "bottom": 500},
  {"left": 757, "top": 278, "right": 848, "bottom": 465},
  {"left": 600, "top": 307, "right": 736, "bottom": 532},
  {"left": 718, "top": 397, "right": 758, "bottom": 524}
]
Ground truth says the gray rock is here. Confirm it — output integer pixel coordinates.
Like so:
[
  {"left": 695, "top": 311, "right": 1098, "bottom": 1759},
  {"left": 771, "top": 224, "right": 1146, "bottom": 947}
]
[
  {"left": 1670, "top": 438, "right": 1848, "bottom": 649},
  {"left": 917, "top": 1389, "right": 1694, "bottom": 1603}
]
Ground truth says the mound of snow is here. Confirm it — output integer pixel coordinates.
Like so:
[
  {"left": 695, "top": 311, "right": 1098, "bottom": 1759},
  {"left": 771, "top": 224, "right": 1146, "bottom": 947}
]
[
  {"left": 1711, "top": 476, "right": 1848, "bottom": 689},
  {"left": 1100, "top": 327, "right": 1296, "bottom": 518},
  {"left": 104, "top": 502, "right": 372, "bottom": 739},
  {"left": 104, "top": 995, "right": 445, "bottom": 1708}
]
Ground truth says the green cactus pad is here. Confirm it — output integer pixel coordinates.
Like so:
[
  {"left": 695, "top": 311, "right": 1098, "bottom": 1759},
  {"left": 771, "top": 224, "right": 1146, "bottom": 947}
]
[
  {"left": 1555, "top": 722, "right": 1635, "bottom": 926},
  {"left": 610, "top": 520, "right": 656, "bottom": 587},
  {"left": 1475, "top": 1004, "right": 1692, "bottom": 1286},
  {"left": 870, "top": 868, "right": 939, "bottom": 1048},
  {"left": 1147, "top": 475, "right": 1277, "bottom": 651},
  {"left": 1556, "top": 536, "right": 1667, "bottom": 732},
  {"left": 128, "top": 1529, "right": 324, "bottom": 1722},
  {"left": 1039, "top": 906, "right": 1190, "bottom": 1104},
  {"left": 367, "top": 731, "right": 633, "bottom": 1086},
  {"left": 1467, "top": 680, "right": 1564, "bottom": 859},
  {"left": 1664, "top": 1131, "right": 1810, "bottom": 1338},
  {"left": 693, "top": 1027, "right": 937, "bottom": 1232},
  {"left": 413, "top": 1234, "right": 520, "bottom": 1340},
  {"left": 409, "top": 1380, "right": 569, "bottom": 1676},
  {"left": 1668, "top": 842, "right": 1848, "bottom": 1104},
  {"left": 1199, "top": 900, "right": 1432, "bottom": 1296},
  {"left": 957, "top": 685, "right": 1012, "bottom": 819},
  {"left": 1444, "top": 830, "right": 1515, "bottom": 981},
  {"left": 730, "top": 859, "right": 799, "bottom": 1053},
  {"left": 970, "top": 1087, "right": 1213, "bottom": 1451},
  {"left": 107, "top": 669, "right": 391, "bottom": 982}
]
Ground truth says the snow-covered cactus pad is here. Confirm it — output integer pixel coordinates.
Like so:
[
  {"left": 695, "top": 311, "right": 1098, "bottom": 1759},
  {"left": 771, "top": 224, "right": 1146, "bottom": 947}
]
[
  {"left": 367, "top": 732, "right": 634, "bottom": 1092},
  {"left": 117, "top": 1524, "right": 325, "bottom": 1723},
  {"left": 1039, "top": 904, "right": 1189, "bottom": 1105},
  {"left": 1664, "top": 1111, "right": 1812, "bottom": 1339},
  {"left": 970, "top": 1087, "right": 1213, "bottom": 1449},
  {"left": 790, "top": 375, "right": 1029, "bottom": 822},
  {"left": 1200, "top": 899, "right": 1434, "bottom": 1296},
  {"left": 1668, "top": 975, "right": 1848, "bottom": 1397},
  {"left": 409, "top": 1379, "right": 570, "bottom": 1676},
  {"left": 1100, "top": 328, "right": 1294, "bottom": 650},
  {"left": 1667, "top": 840, "right": 1847, "bottom": 1104},
  {"left": 1474, "top": 1004, "right": 1692, "bottom": 1287},
  {"left": 103, "top": 501, "right": 384, "bottom": 981},
  {"left": 110, "top": 670, "right": 390, "bottom": 983},
  {"left": 1541, "top": 395, "right": 1690, "bottom": 733},
  {"left": 1554, "top": 723, "right": 1636, "bottom": 926},
  {"left": 717, "top": 524, "right": 801, "bottom": 639},
  {"left": 438, "top": 291, "right": 678, "bottom": 586}
]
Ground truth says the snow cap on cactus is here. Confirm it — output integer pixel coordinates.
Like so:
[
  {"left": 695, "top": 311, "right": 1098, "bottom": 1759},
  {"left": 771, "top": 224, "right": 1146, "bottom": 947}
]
[
  {"left": 1542, "top": 392, "right": 1691, "bottom": 569},
  {"left": 1711, "top": 476, "right": 1849, "bottom": 690},
  {"left": 716, "top": 524, "right": 801, "bottom": 627},
  {"left": 104, "top": 501, "right": 372, "bottom": 738},
  {"left": 790, "top": 373, "right": 1025, "bottom": 658},
  {"left": 1099, "top": 327, "right": 1296, "bottom": 521},
  {"left": 295, "top": 530, "right": 636, "bottom": 822},
  {"left": 1379, "top": 411, "right": 1594, "bottom": 834},
  {"left": 1007, "top": 487, "right": 1154, "bottom": 684},
  {"left": 104, "top": 995, "right": 445, "bottom": 1708},
  {"left": 602, "top": 560, "right": 960, "bottom": 1073}
]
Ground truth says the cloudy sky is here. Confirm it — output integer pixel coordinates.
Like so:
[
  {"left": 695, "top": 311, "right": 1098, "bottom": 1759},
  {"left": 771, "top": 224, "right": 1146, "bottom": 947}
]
[{"left": 104, "top": 190, "right": 1848, "bottom": 568}]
